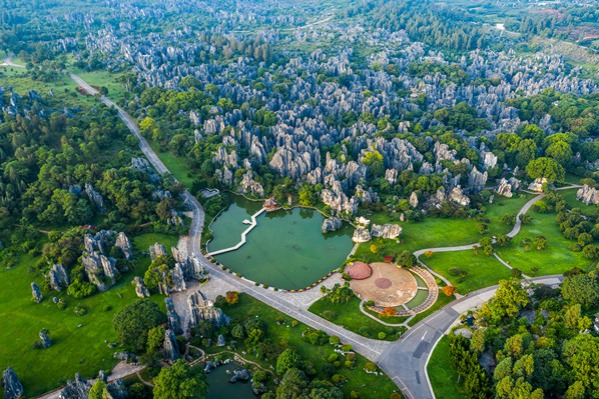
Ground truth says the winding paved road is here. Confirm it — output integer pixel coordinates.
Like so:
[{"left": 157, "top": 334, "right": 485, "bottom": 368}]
[
  {"left": 70, "top": 72, "right": 390, "bottom": 360},
  {"left": 65, "top": 67, "right": 577, "bottom": 399},
  {"left": 0, "top": 55, "right": 25, "bottom": 68}
]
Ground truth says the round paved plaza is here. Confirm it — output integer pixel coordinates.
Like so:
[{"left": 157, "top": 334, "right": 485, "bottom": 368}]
[{"left": 350, "top": 262, "right": 419, "bottom": 307}]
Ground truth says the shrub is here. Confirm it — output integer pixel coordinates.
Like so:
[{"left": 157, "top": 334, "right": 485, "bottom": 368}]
[
  {"left": 291, "top": 320, "right": 299, "bottom": 327},
  {"left": 441, "top": 286, "right": 456, "bottom": 297},
  {"left": 73, "top": 306, "right": 87, "bottom": 316},
  {"left": 378, "top": 332, "right": 387, "bottom": 340},
  {"left": 57, "top": 301, "right": 67, "bottom": 310},
  {"left": 225, "top": 291, "right": 239, "bottom": 305},
  {"left": 364, "top": 362, "right": 377, "bottom": 372},
  {"left": 103, "top": 305, "right": 112, "bottom": 312},
  {"left": 67, "top": 282, "right": 97, "bottom": 299}
]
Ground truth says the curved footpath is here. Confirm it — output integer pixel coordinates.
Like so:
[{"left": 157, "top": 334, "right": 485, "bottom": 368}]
[
  {"left": 65, "top": 68, "right": 576, "bottom": 399},
  {"left": 1, "top": 55, "right": 25, "bottom": 68}
]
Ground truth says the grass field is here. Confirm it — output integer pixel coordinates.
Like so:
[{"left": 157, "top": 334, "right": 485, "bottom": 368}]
[
  {"left": 308, "top": 295, "right": 405, "bottom": 341},
  {"left": 428, "top": 335, "right": 467, "bottom": 399},
  {"left": 0, "top": 67, "right": 98, "bottom": 109},
  {"left": 423, "top": 250, "right": 514, "bottom": 294},
  {"left": 496, "top": 210, "right": 593, "bottom": 276},
  {"left": 561, "top": 189, "right": 598, "bottom": 217},
  {"left": 147, "top": 140, "right": 196, "bottom": 188},
  {"left": 0, "top": 232, "right": 177, "bottom": 397},
  {"left": 222, "top": 294, "right": 402, "bottom": 399},
  {"left": 355, "top": 195, "right": 532, "bottom": 263},
  {"left": 71, "top": 69, "right": 127, "bottom": 103}
]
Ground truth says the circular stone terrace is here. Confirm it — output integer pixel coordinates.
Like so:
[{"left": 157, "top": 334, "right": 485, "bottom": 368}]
[{"left": 350, "top": 262, "right": 419, "bottom": 307}]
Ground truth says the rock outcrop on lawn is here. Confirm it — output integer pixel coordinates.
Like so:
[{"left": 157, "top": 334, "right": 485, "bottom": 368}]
[
  {"left": 31, "top": 282, "right": 42, "bottom": 303},
  {"left": 3, "top": 367, "right": 24, "bottom": 399}
]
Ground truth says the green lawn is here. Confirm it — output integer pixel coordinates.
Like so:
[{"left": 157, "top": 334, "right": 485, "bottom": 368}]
[
  {"left": 496, "top": 210, "right": 593, "bottom": 276},
  {"left": 71, "top": 69, "right": 127, "bottom": 103},
  {"left": 132, "top": 232, "right": 180, "bottom": 256},
  {"left": 428, "top": 335, "right": 467, "bottom": 399},
  {"left": 355, "top": 195, "right": 532, "bottom": 263},
  {"left": 0, "top": 233, "right": 177, "bottom": 397},
  {"left": 308, "top": 295, "right": 405, "bottom": 341},
  {"left": 0, "top": 67, "right": 97, "bottom": 109},
  {"left": 147, "top": 141, "right": 196, "bottom": 188},
  {"left": 423, "top": 250, "right": 514, "bottom": 294},
  {"left": 222, "top": 294, "right": 401, "bottom": 399},
  {"left": 560, "top": 189, "right": 598, "bottom": 217}
]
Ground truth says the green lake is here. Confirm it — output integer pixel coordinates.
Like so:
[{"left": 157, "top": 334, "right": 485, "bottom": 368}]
[{"left": 208, "top": 195, "right": 353, "bottom": 290}]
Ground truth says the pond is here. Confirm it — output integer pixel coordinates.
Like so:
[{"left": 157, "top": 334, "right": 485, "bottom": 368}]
[
  {"left": 208, "top": 194, "right": 354, "bottom": 290},
  {"left": 206, "top": 362, "right": 255, "bottom": 399}
]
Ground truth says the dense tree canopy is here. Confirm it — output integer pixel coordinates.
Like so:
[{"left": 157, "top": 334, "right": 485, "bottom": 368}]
[
  {"left": 153, "top": 359, "right": 208, "bottom": 399},
  {"left": 113, "top": 298, "right": 167, "bottom": 352}
]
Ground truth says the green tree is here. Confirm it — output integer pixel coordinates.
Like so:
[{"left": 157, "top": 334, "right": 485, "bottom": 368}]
[
  {"left": 526, "top": 157, "right": 565, "bottom": 183},
  {"left": 397, "top": 250, "right": 416, "bottom": 267},
  {"left": 563, "top": 335, "right": 599, "bottom": 395},
  {"left": 564, "top": 381, "right": 585, "bottom": 399},
  {"left": 113, "top": 298, "right": 167, "bottom": 352},
  {"left": 146, "top": 326, "right": 166, "bottom": 354},
  {"left": 153, "top": 359, "right": 208, "bottom": 399},
  {"left": 362, "top": 150, "right": 384, "bottom": 178},
  {"left": 276, "top": 348, "right": 302, "bottom": 375},
  {"left": 276, "top": 368, "right": 308, "bottom": 399},
  {"left": 545, "top": 140, "right": 573, "bottom": 166},
  {"left": 561, "top": 274, "right": 599, "bottom": 309},
  {"left": 481, "top": 279, "right": 529, "bottom": 322},
  {"left": 89, "top": 380, "right": 108, "bottom": 399}
]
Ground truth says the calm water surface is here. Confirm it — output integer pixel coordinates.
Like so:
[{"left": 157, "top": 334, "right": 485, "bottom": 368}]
[{"left": 208, "top": 195, "right": 353, "bottom": 290}]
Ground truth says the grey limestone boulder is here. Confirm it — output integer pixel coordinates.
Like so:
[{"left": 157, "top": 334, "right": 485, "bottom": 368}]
[
  {"left": 409, "top": 192, "right": 419, "bottom": 208},
  {"left": 39, "top": 331, "right": 52, "bottom": 348},
  {"left": 49, "top": 264, "right": 69, "bottom": 292},
  {"left": 449, "top": 186, "right": 470, "bottom": 206},
  {"left": 370, "top": 224, "right": 402, "bottom": 239},
  {"left": 321, "top": 217, "right": 342, "bottom": 233},
  {"left": 82, "top": 251, "right": 118, "bottom": 291},
  {"left": 84, "top": 183, "right": 105, "bottom": 212},
  {"left": 114, "top": 232, "right": 133, "bottom": 260},
  {"left": 528, "top": 177, "right": 547, "bottom": 192},
  {"left": 131, "top": 277, "right": 150, "bottom": 298},
  {"left": 467, "top": 166, "right": 488, "bottom": 193},
  {"left": 165, "top": 298, "right": 183, "bottom": 335},
  {"left": 163, "top": 329, "right": 180, "bottom": 362},
  {"left": 149, "top": 242, "right": 167, "bottom": 262},
  {"left": 58, "top": 373, "right": 91, "bottom": 399},
  {"left": 170, "top": 263, "right": 187, "bottom": 292},
  {"left": 3, "top": 367, "right": 23, "bottom": 399},
  {"left": 31, "top": 282, "right": 42, "bottom": 303},
  {"left": 229, "top": 369, "right": 250, "bottom": 383},
  {"left": 188, "top": 290, "right": 230, "bottom": 329},
  {"left": 577, "top": 184, "right": 599, "bottom": 205},
  {"left": 352, "top": 227, "right": 371, "bottom": 243}
]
